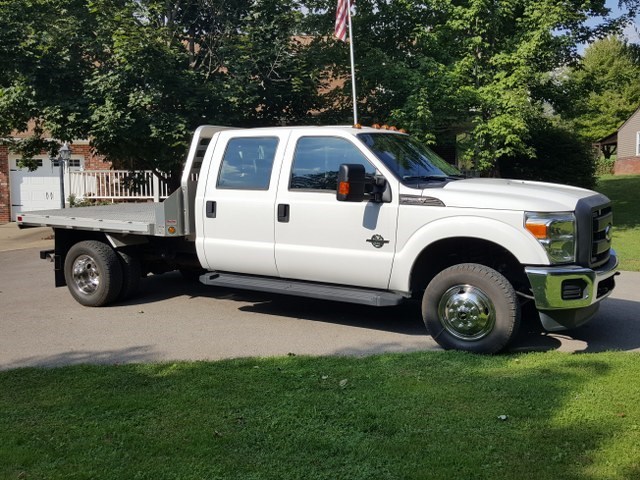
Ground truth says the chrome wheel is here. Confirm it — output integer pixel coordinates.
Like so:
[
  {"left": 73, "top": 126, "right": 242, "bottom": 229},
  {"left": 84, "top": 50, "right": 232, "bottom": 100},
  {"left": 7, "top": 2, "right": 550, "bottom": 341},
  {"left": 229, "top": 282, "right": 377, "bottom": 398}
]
[
  {"left": 72, "top": 254, "right": 101, "bottom": 295},
  {"left": 423, "top": 264, "right": 520, "bottom": 353},
  {"left": 64, "top": 240, "right": 123, "bottom": 307},
  {"left": 437, "top": 284, "right": 496, "bottom": 341}
]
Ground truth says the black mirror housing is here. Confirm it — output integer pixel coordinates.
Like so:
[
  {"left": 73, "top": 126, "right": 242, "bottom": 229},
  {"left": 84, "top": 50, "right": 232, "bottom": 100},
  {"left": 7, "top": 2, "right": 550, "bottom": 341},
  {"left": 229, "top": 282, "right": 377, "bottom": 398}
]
[{"left": 337, "top": 164, "right": 366, "bottom": 202}]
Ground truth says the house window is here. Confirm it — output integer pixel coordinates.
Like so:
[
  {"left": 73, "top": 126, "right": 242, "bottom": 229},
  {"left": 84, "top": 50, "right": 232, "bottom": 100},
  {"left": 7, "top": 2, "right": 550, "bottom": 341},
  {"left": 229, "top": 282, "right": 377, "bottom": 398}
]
[
  {"left": 636, "top": 131, "right": 640, "bottom": 156},
  {"left": 52, "top": 158, "right": 82, "bottom": 168},
  {"left": 17, "top": 159, "right": 43, "bottom": 168}
]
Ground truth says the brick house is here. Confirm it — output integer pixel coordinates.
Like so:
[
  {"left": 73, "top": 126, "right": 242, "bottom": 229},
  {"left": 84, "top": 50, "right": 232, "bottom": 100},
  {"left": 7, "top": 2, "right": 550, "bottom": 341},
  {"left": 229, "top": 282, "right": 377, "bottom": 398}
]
[{"left": 0, "top": 134, "right": 111, "bottom": 223}]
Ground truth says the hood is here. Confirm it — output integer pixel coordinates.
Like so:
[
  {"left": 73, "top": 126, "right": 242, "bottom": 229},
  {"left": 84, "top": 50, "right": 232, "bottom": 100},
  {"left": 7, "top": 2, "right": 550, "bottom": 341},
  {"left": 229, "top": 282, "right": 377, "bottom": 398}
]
[{"left": 434, "top": 178, "right": 599, "bottom": 212}]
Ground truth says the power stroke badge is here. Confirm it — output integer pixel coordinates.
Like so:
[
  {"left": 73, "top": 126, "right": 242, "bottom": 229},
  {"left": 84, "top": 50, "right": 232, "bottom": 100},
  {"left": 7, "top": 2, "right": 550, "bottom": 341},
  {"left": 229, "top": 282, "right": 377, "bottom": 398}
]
[{"left": 366, "top": 234, "right": 390, "bottom": 248}]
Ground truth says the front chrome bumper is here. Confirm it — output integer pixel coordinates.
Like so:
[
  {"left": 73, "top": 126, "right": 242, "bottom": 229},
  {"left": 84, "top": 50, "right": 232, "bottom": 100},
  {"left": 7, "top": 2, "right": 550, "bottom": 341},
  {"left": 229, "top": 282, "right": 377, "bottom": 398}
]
[
  {"left": 524, "top": 251, "right": 619, "bottom": 331},
  {"left": 525, "top": 251, "right": 619, "bottom": 310}
]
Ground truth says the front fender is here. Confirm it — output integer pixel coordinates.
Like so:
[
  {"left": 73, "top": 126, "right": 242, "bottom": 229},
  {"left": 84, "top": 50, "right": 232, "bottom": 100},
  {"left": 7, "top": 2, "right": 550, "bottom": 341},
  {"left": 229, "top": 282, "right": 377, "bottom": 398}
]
[{"left": 389, "top": 215, "right": 548, "bottom": 292}]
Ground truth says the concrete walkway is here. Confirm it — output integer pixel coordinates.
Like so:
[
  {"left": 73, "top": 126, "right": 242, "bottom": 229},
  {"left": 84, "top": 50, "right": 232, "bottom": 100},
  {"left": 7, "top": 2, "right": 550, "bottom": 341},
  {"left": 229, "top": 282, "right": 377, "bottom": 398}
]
[{"left": 0, "top": 222, "right": 54, "bottom": 252}]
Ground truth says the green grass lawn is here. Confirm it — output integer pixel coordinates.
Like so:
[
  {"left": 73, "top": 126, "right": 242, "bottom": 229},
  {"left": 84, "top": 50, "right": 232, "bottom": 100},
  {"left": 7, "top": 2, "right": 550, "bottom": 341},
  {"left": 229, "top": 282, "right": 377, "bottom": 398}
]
[
  {"left": 597, "top": 175, "right": 640, "bottom": 271},
  {"left": 2, "top": 352, "right": 640, "bottom": 480}
]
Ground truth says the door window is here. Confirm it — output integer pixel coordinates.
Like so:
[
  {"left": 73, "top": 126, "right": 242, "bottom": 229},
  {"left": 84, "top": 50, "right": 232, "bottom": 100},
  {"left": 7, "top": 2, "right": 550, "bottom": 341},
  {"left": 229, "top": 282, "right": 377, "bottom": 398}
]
[
  {"left": 217, "top": 137, "right": 279, "bottom": 190},
  {"left": 290, "top": 136, "right": 376, "bottom": 191}
]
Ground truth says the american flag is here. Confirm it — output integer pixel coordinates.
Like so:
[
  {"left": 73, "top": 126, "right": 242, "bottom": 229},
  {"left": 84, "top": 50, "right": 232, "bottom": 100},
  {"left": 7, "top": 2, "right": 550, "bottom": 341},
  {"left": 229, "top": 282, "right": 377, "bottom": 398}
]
[{"left": 335, "top": 0, "right": 350, "bottom": 42}]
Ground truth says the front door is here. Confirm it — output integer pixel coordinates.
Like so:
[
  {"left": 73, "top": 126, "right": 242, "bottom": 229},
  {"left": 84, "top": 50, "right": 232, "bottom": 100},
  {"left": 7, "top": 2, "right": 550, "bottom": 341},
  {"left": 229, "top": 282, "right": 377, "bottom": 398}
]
[{"left": 274, "top": 133, "right": 398, "bottom": 289}]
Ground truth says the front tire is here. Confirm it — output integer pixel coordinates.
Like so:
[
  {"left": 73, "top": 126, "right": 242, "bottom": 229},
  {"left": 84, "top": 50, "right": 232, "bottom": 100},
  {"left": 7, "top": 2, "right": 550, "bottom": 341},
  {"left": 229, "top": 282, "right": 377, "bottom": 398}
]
[
  {"left": 422, "top": 263, "right": 520, "bottom": 353},
  {"left": 64, "top": 240, "right": 123, "bottom": 307}
]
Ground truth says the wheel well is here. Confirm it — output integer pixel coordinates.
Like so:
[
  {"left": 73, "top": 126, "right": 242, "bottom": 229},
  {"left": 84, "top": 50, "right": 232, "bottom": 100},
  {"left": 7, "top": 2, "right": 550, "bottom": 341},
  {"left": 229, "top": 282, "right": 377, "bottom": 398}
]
[
  {"left": 54, "top": 228, "right": 199, "bottom": 283},
  {"left": 409, "top": 237, "right": 528, "bottom": 298}
]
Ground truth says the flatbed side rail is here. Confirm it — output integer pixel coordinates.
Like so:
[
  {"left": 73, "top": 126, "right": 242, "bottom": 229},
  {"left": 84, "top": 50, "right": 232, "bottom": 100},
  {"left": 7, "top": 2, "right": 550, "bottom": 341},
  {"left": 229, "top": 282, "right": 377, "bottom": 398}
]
[{"left": 16, "top": 203, "right": 158, "bottom": 235}]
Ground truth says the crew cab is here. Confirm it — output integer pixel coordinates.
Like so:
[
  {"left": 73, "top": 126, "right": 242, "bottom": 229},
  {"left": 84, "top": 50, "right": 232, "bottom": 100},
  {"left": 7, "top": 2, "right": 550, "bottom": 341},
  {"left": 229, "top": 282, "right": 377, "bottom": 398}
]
[{"left": 17, "top": 125, "right": 619, "bottom": 353}]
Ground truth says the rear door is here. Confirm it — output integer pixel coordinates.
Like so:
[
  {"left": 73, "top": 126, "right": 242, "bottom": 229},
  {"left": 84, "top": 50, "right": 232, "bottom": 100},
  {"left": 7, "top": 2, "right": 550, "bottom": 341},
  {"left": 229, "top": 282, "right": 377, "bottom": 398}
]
[{"left": 198, "top": 130, "right": 290, "bottom": 276}]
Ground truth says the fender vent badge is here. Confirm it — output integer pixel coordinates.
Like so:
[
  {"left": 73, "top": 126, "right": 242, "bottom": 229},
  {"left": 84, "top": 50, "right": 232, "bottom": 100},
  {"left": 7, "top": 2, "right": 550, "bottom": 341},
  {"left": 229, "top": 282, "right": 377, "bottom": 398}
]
[{"left": 366, "top": 234, "right": 389, "bottom": 249}]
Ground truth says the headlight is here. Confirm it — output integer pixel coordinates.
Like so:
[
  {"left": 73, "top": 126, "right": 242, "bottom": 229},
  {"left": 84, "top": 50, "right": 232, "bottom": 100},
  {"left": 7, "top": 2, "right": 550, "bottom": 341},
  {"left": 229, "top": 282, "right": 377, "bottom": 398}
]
[{"left": 525, "top": 212, "right": 576, "bottom": 264}]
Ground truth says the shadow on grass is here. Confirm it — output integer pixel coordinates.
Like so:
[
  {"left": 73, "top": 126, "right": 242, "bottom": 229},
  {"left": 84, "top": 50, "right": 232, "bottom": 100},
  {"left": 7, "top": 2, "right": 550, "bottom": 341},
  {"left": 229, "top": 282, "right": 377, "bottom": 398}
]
[{"left": 1, "top": 346, "right": 157, "bottom": 371}]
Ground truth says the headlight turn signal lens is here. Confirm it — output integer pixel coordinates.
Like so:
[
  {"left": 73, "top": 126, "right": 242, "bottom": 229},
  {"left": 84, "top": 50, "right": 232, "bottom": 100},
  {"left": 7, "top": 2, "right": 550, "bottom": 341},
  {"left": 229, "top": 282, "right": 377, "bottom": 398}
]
[{"left": 525, "top": 212, "right": 576, "bottom": 264}]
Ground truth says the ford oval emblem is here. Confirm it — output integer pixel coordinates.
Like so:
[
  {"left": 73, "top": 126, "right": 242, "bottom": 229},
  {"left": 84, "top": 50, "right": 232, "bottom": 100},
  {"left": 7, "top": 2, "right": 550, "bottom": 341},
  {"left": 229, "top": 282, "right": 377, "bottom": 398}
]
[{"left": 605, "top": 224, "right": 613, "bottom": 242}]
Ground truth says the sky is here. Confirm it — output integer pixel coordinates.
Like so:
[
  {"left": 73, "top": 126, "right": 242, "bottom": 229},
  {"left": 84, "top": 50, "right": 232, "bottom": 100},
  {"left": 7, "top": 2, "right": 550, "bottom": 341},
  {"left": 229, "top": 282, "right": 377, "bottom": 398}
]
[
  {"left": 577, "top": 1, "right": 639, "bottom": 53},
  {"left": 604, "top": 0, "right": 639, "bottom": 43}
]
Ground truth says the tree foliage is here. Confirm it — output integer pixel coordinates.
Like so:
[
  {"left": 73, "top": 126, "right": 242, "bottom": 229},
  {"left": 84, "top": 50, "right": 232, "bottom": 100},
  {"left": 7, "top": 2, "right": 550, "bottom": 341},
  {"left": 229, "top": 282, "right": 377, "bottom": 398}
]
[
  {"left": 498, "top": 118, "right": 597, "bottom": 189},
  {"left": 0, "top": 0, "right": 98, "bottom": 167},
  {"left": 560, "top": 36, "right": 640, "bottom": 142},
  {"left": 0, "top": 0, "right": 637, "bottom": 182},
  {"left": 304, "top": 0, "right": 627, "bottom": 176},
  {"left": 0, "top": 0, "right": 320, "bottom": 176}
]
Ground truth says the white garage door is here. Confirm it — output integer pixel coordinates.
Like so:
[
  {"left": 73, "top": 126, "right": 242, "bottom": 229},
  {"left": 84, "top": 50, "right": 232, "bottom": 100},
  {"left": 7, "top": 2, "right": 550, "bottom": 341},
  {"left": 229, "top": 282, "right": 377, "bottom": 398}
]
[
  {"left": 9, "top": 155, "right": 86, "bottom": 220},
  {"left": 9, "top": 157, "right": 61, "bottom": 220}
]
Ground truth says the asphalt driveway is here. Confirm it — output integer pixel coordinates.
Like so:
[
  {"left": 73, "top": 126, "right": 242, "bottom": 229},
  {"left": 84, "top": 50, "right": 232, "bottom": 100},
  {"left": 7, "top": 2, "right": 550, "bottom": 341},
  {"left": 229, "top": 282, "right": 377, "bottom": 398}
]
[{"left": 1, "top": 223, "right": 639, "bottom": 370}]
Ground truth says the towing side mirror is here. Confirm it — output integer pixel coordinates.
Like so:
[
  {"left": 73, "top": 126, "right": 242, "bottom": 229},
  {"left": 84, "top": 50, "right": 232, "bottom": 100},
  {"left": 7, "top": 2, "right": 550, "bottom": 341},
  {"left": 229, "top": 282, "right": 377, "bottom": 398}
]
[{"left": 337, "top": 164, "right": 366, "bottom": 202}]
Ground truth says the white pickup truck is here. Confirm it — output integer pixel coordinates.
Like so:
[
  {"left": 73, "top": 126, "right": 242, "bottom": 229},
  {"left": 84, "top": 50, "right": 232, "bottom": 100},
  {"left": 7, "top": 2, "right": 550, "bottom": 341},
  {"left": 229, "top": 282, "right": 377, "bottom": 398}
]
[{"left": 17, "top": 125, "right": 619, "bottom": 353}]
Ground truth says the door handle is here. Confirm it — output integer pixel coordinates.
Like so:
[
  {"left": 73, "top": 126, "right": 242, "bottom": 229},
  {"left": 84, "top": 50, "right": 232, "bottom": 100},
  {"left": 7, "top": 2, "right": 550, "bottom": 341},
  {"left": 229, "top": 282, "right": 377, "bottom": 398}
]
[
  {"left": 206, "top": 200, "right": 216, "bottom": 218},
  {"left": 277, "top": 204, "right": 290, "bottom": 223}
]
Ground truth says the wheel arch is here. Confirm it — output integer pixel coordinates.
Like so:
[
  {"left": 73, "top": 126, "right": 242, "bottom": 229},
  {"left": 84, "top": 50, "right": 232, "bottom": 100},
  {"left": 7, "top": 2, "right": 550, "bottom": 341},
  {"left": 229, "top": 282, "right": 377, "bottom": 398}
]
[
  {"left": 389, "top": 216, "right": 547, "bottom": 295},
  {"left": 407, "top": 237, "right": 527, "bottom": 298}
]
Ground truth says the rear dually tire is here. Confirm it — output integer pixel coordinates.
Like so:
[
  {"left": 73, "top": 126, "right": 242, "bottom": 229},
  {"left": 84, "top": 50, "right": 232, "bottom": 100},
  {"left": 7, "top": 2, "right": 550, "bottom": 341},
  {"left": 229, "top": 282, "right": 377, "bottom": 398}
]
[{"left": 64, "top": 240, "right": 123, "bottom": 307}]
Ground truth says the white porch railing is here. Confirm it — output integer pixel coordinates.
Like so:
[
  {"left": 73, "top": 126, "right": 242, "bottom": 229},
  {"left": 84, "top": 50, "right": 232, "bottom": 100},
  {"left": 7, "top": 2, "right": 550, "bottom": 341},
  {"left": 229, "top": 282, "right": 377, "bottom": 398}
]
[{"left": 68, "top": 170, "right": 171, "bottom": 202}]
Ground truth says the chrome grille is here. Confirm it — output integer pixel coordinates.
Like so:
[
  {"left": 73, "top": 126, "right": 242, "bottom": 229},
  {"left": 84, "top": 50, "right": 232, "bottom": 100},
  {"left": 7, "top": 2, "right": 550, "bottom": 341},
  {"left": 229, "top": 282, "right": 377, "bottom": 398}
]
[{"left": 591, "top": 205, "right": 612, "bottom": 267}]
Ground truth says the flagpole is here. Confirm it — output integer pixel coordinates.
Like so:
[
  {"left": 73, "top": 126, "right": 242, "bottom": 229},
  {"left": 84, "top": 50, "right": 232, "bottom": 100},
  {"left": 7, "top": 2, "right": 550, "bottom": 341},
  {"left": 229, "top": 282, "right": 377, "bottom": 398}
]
[{"left": 346, "top": 0, "right": 358, "bottom": 125}]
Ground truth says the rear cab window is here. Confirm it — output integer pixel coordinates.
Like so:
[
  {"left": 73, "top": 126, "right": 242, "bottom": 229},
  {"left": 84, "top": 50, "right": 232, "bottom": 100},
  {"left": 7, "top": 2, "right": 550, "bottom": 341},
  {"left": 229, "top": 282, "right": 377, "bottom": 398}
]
[{"left": 217, "top": 137, "right": 279, "bottom": 190}]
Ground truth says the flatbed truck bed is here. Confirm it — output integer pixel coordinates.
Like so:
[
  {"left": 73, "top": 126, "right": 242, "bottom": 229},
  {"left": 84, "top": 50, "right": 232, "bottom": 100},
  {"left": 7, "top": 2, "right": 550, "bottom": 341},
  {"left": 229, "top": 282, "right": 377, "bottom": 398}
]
[{"left": 17, "top": 181, "right": 189, "bottom": 237}]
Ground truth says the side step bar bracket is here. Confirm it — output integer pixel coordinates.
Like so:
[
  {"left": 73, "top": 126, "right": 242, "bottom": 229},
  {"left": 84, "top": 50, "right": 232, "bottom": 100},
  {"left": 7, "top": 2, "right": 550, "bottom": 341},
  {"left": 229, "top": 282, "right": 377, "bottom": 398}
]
[{"left": 200, "top": 272, "right": 405, "bottom": 307}]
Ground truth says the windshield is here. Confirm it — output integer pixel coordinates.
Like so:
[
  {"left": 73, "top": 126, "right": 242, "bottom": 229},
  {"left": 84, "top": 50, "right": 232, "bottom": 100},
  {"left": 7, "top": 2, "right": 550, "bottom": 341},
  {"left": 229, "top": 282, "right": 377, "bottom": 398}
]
[{"left": 357, "top": 133, "right": 463, "bottom": 186}]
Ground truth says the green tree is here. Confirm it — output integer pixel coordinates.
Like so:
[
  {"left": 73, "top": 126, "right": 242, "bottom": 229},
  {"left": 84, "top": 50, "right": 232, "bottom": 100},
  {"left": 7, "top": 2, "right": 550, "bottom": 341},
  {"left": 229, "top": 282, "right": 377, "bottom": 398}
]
[
  {"left": 498, "top": 118, "right": 597, "bottom": 189},
  {"left": 0, "top": 0, "right": 98, "bottom": 166},
  {"left": 85, "top": 0, "right": 221, "bottom": 180},
  {"left": 304, "top": 0, "right": 624, "bottom": 176},
  {"left": 560, "top": 36, "right": 640, "bottom": 142},
  {"left": 0, "top": 0, "right": 321, "bottom": 180},
  {"left": 2, "top": 0, "right": 636, "bottom": 182},
  {"left": 397, "top": 0, "right": 616, "bottom": 173},
  {"left": 224, "top": 0, "right": 323, "bottom": 126}
]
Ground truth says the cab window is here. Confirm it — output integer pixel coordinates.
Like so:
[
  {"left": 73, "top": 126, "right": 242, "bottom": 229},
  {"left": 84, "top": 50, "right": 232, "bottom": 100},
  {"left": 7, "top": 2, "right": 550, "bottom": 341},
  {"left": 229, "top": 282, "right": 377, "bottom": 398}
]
[
  {"left": 217, "top": 137, "right": 279, "bottom": 190},
  {"left": 290, "top": 136, "right": 376, "bottom": 191}
]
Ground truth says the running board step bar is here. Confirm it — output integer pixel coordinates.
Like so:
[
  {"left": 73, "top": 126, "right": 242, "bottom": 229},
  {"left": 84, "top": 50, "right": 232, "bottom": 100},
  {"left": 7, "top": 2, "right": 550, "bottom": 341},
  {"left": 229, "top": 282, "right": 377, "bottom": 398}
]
[{"left": 200, "top": 272, "right": 405, "bottom": 307}]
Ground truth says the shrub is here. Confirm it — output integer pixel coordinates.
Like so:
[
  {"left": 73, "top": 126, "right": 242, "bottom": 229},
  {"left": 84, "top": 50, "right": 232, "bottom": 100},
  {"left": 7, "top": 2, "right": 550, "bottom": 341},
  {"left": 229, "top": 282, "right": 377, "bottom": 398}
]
[{"left": 498, "top": 119, "right": 596, "bottom": 189}]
